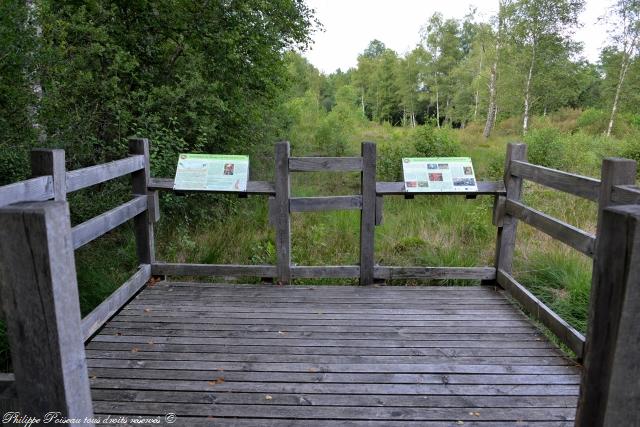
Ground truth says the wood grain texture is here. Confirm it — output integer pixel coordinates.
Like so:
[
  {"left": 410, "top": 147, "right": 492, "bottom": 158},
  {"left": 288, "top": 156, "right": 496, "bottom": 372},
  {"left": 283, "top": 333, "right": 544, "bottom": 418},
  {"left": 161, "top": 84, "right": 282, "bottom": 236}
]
[
  {"left": 505, "top": 199, "right": 595, "bottom": 257},
  {"left": 31, "top": 148, "right": 66, "bottom": 201},
  {"left": 0, "top": 175, "right": 53, "bottom": 207},
  {"left": 376, "top": 181, "right": 506, "bottom": 195},
  {"left": 65, "top": 155, "right": 145, "bottom": 193},
  {"left": 85, "top": 281, "right": 580, "bottom": 423},
  {"left": 152, "top": 263, "right": 276, "bottom": 277},
  {"left": 0, "top": 201, "right": 94, "bottom": 419},
  {"left": 610, "top": 184, "right": 640, "bottom": 204},
  {"left": 497, "top": 269, "right": 585, "bottom": 358},
  {"left": 360, "top": 142, "right": 376, "bottom": 285},
  {"left": 510, "top": 160, "right": 600, "bottom": 201},
  {"left": 81, "top": 264, "right": 151, "bottom": 341},
  {"left": 289, "top": 156, "right": 363, "bottom": 172},
  {"left": 595, "top": 158, "right": 637, "bottom": 236},
  {"left": 129, "top": 138, "right": 155, "bottom": 265},
  {"left": 72, "top": 196, "right": 147, "bottom": 249},
  {"left": 289, "top": 196, "right": 362, "bottom": 212},
  {"left": 148, "top": 178, "right": 276, "bottom": 195},
  {"left": 577, "top": 205, "right": 640, "bottom": 426},
  {"left": 374, "top": 266, "right": 496, "bottom": 280},
  {"left": 290, "top": 266, "right": 360, "bottom": 278},
  {"left": 274, "top": 141, "right": 291, "bottom": 284}
]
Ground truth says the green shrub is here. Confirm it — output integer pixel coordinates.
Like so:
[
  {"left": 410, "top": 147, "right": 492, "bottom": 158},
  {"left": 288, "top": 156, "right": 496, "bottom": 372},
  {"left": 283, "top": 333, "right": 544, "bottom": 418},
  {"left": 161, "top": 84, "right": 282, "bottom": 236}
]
[
  {"left": 413, "top": 124, "right": 461, "bottom": 157},
  {"left": 377, "top": 141, "right": 415, "bottom": 182},
  {"left": 524, "top": 127, "right": 566, "bottom": 169},
  {"left": 576, "top": 108, "right": 608, "bottom": 135}
]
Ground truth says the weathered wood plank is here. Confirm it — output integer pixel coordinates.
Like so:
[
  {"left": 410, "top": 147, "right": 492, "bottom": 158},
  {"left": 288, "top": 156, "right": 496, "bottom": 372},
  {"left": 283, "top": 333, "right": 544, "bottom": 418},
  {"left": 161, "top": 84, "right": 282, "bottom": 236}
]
[
  {"left": 129, "top": 139, "right": 154, "bottom": 264},
  {"left": 148, "top": 177, "right": 276, "bottom": 195},
  {"left": 595, "top": 158, "right": 637, "bottom": 238},
  {"left": 72, "top": 196, "right": 147, "bottom": 249},
  {"left": 376, "top": 181, "right": 506, "bottom": 195},
  {"left": 289, "top": 196, "right": 362, "bottom": 212},
  {"left": 0, "top": 201, "right": 94, "bottom": 419},
  {"left": 0, "top": 176, "right": 53, "bottom": 207},
  {"left": 510, "top": 160, "right": 600, "bottom": 201},
  {"left": 274, "top": 141, "right": 291, "bottom": 284},
  {"left": 375, "top": 195, "right": 383, "bottom": 225},
  {"left": 360, "top": 141, "right": 376, "bottom": 285},
  {"left": 66, "top": 155, "right": 145, "bottom": 193},
  {"left": 577, "top": 205, "right": 640, "bottom": 426},
  {"left": 31, "top": 148, "right": 66, "bottom": 201},
  {"left": 290, "top": 266, "right": 359, "bottom": 278},
  {"left": 610, "top": 184, "right": 640, "bottom": 204},
  {"left": 505, "top": 199, "right": 595, "bottom": 257},
  {"left": 497, "top": 269, "right": 585, "bottom": 358},
  {"left": 151, "top": 263, "right": 276, "bottom": 277},
  {"left": 289, "top": 156, "right": 363, "bottom": 172},
  {"left": 81, "top": 265, "right": 151, "bottom": 341},
  {"left": 374, "top": 266, "right": 496, "bottom": 280}
]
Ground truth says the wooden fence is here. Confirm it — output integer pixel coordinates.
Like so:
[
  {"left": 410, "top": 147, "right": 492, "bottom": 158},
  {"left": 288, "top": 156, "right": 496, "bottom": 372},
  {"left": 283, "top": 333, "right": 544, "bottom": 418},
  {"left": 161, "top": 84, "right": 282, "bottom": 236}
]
[{"left": 0, "top": 139, "right": 639, "bottom": 425}]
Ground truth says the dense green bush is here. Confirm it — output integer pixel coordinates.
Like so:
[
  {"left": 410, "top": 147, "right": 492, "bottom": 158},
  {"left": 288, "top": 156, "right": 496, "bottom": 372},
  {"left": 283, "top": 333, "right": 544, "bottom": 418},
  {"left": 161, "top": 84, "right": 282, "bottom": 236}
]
[
  {"left": 576, "top": 108, "right": 609, "bottom": 134},
  {"left": 524, "top": 127, "right": 566, "bottom": 169},
  {"left": 377, "top": 141, "right": 415, "bottom": 181},
  {"left": 413, "top": 124, "right": 461, "bottom": 157}
]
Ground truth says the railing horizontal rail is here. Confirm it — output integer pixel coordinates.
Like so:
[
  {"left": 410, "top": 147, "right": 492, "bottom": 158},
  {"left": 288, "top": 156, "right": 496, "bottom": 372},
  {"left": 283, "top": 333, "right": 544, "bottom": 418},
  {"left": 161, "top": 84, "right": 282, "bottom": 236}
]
[
  {"left": 289, "top": 157, "right": 363, "bottom": 172},
  {"left": 510, "top": 160, "right": 600, "bottom": 201},
  {"left": 71, "top": 195, "right": 147, "bottom": 249},
  {"left": 291, "top": 266, "right": 360, "bottom": 278},
  {"left": 374, "top": 266, "right": 496, "bottom": 280},
  {"left": 611, "top": 184, "right": 640, "bottom": 204},
  {"left": 148, "top": 178, "right": 276, "bottom": 195},
  {"left": 376, "top": 181, "right": 505, "bottom": 195},
  {"left": 505, "top": 199, "right": 595, "bottom": 257},
  {"left": 81, "top": 264, "right": 151, "bottom": 341},
  {"left": 497, "top": 269, "right": 585, "bottom": 358},
  {"left": 0, "top": 176, "right": 53, "bottom": 207},
  {"left": 152, "top": 263, "right": 276, "bottom": 277},
  {"left": 66, "top": 155, "right": 145, "bottom": 193},
  {"left": 290, "top": 196, "right": 362, "bottom": 212}
]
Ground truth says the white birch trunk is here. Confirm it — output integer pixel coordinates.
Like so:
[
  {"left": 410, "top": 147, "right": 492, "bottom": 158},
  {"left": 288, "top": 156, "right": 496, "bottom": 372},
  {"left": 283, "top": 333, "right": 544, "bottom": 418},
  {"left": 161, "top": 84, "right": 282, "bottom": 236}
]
[
  {"left": 607, "top": 51, "right": 632, "bottom": 137},
  {"left": 522, "top": 43, "right": 536, "bottom": 135},
  {"left": 25, "top": 0, "right": 46, "bottom": 143}
]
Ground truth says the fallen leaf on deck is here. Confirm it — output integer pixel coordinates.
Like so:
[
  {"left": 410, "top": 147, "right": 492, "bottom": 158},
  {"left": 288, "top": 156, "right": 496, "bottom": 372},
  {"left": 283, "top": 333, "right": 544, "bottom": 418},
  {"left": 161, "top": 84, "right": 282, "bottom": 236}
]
[
  {"left": 265, "top": 395, "right": 273, "bottom": 400},
  {"left": 143, "top": 308, "right": 152, "bottom": 313},
  {"left": 131, "top": 348, "right": 139, "bottom": 353},
  {"left": 308, "top": 368, "right": 319, "bottom": 373}
]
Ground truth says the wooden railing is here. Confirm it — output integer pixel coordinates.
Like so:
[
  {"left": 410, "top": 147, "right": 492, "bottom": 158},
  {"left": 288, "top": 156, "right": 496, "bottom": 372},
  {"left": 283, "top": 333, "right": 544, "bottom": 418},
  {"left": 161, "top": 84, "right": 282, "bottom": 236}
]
[{"left": 1, "top": 139, "right": 640, "bottom": 425}]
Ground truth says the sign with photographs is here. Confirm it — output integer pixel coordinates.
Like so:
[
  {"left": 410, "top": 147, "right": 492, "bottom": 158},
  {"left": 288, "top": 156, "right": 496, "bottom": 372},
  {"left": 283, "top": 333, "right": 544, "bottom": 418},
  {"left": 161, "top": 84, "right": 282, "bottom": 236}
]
[
  {"left": 402, "top": 157, "right": 478, "bottom": 192},
  {"left": 174, "top": 154, "right": 249, "bottom": 192}
]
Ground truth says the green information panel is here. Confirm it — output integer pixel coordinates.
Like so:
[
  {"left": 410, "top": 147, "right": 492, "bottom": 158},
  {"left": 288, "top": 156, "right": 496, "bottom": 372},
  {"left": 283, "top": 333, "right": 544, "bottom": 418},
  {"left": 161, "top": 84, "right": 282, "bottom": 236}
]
[
  {"left": 174, "top": 153, "right": 249, "bottom": 192},
  {"left": 402, "top": 157, "right": 478, "bottom": 192}
]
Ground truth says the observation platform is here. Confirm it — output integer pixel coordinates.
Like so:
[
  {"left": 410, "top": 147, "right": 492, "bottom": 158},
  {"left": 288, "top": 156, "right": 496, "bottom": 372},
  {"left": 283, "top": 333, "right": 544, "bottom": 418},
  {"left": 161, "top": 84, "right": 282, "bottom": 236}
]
[{"left": 86, "top": 281, "right": 580, "bottom": 425}]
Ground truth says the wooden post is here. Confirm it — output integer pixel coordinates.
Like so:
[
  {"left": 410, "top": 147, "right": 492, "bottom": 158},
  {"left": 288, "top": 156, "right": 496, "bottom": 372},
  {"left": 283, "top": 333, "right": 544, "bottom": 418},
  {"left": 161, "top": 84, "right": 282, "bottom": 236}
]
[
  {"left": 595, "top": 158, "right": 636, "bottom": 236},
  {"left": 31, "top": 148, "right": 66, "bottom": 201},
  {"left": 494, "top": 143, "right": 527, "bottom": 275},
  {"left": 274, "top": 141, "right": 291, "bottom": 284},
  {"left": 576, "top": 204, "right": 640, "bottom": 426},
  {"left": 0, "top": 201, "right": 94, "bottom": 421},
  {"left": 360, "top": 142, "right": 376, "bottom": 285},
  {"left": 128, "top": 138, "right": 155, "bottom": 264}
]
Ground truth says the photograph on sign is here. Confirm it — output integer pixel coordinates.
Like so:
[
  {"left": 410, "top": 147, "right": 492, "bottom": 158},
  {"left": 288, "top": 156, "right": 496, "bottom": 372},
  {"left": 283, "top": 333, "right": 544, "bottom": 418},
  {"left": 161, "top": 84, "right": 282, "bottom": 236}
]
[
  {"left": 402, "top": 157, "right": 478, "bottom": 192},
  {"left": 174, "top": 153, "right": 249, "bottom": 192}
]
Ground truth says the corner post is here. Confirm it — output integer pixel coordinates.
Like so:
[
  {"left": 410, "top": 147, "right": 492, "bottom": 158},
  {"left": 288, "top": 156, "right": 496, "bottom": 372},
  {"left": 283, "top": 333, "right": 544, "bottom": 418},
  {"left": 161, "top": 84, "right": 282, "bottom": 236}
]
[
  {"left": 0, "top": 201, "right": 94, "bottom": 421},
  {"left": 31, "top": 148, "right": 67, "bottom": 201},
  {"left": 595, "top": 158, "right": 636, "bottom": 236},
  {"left": 493, "top": 143, "right": 527, "bottom": 277},
  {"left": 274, "top": 141, "right": 291, "bottom": 284},
  {"left": 576, "top": 204, "right": 640, "bottom": 426},
  {"left": 360, "top": 141, "right": 376, "bottom": 285},
  {"left": 129, "top": 138, "right": 155, "bottom": 265}
]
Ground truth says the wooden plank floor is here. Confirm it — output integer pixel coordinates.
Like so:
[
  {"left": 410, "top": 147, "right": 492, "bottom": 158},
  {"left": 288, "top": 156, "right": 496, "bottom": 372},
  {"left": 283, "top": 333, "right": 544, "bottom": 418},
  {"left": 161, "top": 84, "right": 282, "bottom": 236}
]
[{"left": 86, "top": 281, "right": 581, "bottom": 426}]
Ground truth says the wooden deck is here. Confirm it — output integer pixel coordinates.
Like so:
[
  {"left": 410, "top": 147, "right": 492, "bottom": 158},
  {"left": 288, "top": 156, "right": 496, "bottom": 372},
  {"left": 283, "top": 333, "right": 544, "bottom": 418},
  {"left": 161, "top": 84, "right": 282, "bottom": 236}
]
[{"left": 85, "top": 281, "right": 580, "bottom": 425}]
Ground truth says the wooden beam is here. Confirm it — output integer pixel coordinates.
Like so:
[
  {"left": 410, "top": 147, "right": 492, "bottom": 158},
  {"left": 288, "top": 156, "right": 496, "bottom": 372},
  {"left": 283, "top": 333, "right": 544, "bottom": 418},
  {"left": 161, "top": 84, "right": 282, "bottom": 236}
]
[
  {"left": 360, "top": 142, "right": 377, "bottom": 285},
  {"left": 497, "top": 269, "right": 585, "bottom": 358},
  {"left": 290, "top": 266, "right": 360, "bottom": 278},
  {"left": 274, "top": 141, "right": 291, "bottom": 284},
  {"left": 289, "top": 157, "right": 363, "bottom": 172},
  {"left": 376, "top": 181, "right": 506, "bottom": 196},
  {"left": 595, "top": 158, "right": 636, "bottom": 236},
  {"left": 611, "top": 184, "right": 640, "bottom": 204},
  {"left": 0, "top": 176, "right": 53, "bottom": 207},
  {"left": 151, "top": 263, "right": 276, "bottom": 277},
  {"left": 0, "top": 201, "right": 94, "bottom": 419},
  {"left": 289, "top": 196, "right": 362, "bottom": 212},
  {"left": 375, "top": 195, "right": 383, "bottom": 226},
  {"left": 71, "top": 196, "right": 147, "bottom": 249},
  {"left": 505, "top": 199, "right": 596, "bottom": 257},
  {"left": 65, "top": 155, "right": 145, "bottom": 193},
  {"left": 31, "top": 148, "right": 66, "bottom": 201},
  {"left": 82, "top": 264, "right": 151, "bottom": 340},
  {"left": 577, "top": 204, "right": 640, "bottom": 426},
  {"left": 374, "top": 266, "right": 496, "bottom": 280},
  {"left": 510, "top": 160, "right": 600, "bottom": 201},
  {"left": 129, "top": 139, "right": 155, "bottom": 264},
  {"left": 148, "top": 178, "right": 276, "bottom": 195}
]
